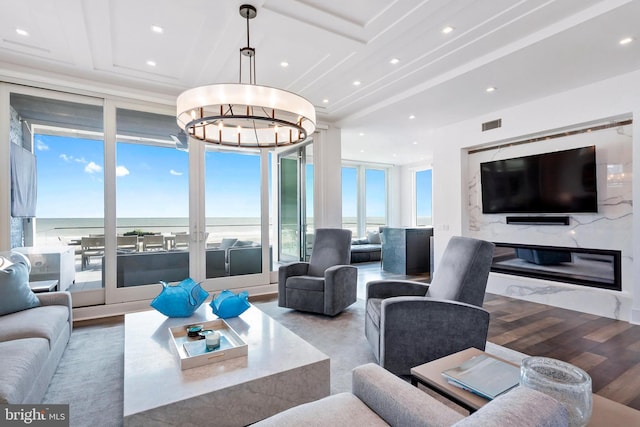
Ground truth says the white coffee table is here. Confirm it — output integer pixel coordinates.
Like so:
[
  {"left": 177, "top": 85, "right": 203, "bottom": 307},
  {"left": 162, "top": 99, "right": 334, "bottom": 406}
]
[{"left": 123, "top": 304, "right": 330, "bottom": 426}]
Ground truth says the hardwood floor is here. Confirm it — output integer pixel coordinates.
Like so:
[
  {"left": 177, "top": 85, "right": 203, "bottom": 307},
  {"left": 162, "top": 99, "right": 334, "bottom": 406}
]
[
  {"left": 485, "top": 293, "right": 640, "bottom": 410},
  {"left": 354, "top": 262, "right": 640, "bottom": 410}
]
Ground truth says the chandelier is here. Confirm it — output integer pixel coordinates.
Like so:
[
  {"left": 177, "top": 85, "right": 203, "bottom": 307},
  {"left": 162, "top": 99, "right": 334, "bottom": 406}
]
[{"left": 176, "top": 4, "right": 316, "bottom": 149}]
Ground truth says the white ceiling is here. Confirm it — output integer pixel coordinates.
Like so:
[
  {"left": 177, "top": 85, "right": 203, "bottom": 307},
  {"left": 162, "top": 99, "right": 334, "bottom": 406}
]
[{"left": 1, "top": 0, "right": 639, "bottom": 165}]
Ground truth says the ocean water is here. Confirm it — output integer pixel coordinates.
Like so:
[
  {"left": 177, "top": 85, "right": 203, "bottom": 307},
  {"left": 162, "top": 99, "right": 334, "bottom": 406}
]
[
  {"left": 36, "top": 217, "right": 264, "bottom": 246},
  {"left": 34, "top": 216, "right": 393, "bottom": 246}
]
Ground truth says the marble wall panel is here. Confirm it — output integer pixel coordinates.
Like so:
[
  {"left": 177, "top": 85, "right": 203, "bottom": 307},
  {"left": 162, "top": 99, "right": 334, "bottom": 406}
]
[{"left": 466, "top": 123, "right": 633, "bottom": 319}]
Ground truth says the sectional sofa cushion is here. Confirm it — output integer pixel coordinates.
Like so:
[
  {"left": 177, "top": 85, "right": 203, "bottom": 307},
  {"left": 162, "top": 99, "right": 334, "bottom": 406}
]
[
  {"left": 0, "top": 338, "right": 50, "bottom": 404},
  {"left": 256, "top": 392, "right": 389, "bottom": 427},
  {"left": 0, "top": 262, "right": 40, "bottom": 316},
  {"left": 0, "top": 305, "right": 70, "bottom": 345}
]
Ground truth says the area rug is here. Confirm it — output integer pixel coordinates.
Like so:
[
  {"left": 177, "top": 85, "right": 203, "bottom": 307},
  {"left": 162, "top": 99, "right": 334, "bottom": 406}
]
[
  {"left": 43, "top": 320, "right": 124, "bottom": 427},
  {"left": 255, "top": 298, "right": 377, "bottom": 393},
  {"left": 43, "top": 299, "right": 517, "bottom": 426}
]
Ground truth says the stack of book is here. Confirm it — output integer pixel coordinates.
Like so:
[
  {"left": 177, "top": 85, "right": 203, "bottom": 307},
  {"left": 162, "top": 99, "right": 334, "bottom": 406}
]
[{"left": 442, "top": 354, "right": 521, "bottom": 400}]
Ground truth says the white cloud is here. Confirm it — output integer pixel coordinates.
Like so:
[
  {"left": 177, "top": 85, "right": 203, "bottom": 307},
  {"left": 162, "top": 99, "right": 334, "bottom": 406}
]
[
  {"left": 116, "top": 165, "right": 130, "bottom": 177},
  {"left": 169, "top": 169, "right": 183, "bottom": 176},
  {"left": 74, "top": 157, "right": 87, "bottom": 164},
  {"left": 36, "top": 140, "right": 49, "bottom": 151},
  {"left": 59, "top": 154, "right": 72, "bottom": 162},
  {"left": 85, "top": 162, "right": 103, "bottom": 174}
]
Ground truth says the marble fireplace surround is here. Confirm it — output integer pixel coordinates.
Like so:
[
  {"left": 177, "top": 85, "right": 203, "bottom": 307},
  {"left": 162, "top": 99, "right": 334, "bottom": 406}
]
[
  {"left": 491, "top": 242, "right": 621, "bottom": 292},
  {"left": 466, "top": 122, "right": 633, "bottom": 321}
]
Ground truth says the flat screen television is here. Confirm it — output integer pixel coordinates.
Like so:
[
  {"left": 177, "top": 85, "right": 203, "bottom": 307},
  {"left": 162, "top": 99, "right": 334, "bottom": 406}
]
[{"left": 480, "top": 146, "right": 597, "bottom": 214}]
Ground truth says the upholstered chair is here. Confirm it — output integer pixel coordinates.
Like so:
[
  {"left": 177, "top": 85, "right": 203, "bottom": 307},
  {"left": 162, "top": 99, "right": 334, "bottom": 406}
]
[
  {"left": 365, "top": 236, "right": 495, "bottom": 375},
  {"left": 279, "top": 228, "right": 357, "bottom": 316}
]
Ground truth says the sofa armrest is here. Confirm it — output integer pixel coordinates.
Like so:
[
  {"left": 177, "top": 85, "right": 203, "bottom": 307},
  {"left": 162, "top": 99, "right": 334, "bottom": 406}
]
[
  {"left": 453, "top": 387, "right": 569, "bottom": 427},
  {"left": 324, "top": 265, "right": 357, "bottom": 316},
  {"left": 352, "top": 363, "right": 464, "bottom": 427},
  {"left": 37, "top": 291, "right": 73, "bottom": 335},
  {"left": 366, "top": 280, "right": 429, "bottom": 300},
  {"left": 379, "top": 297, "right": 489, "bottom": 375},
  {"left": 278, "top": 262, "right": 310, "bottom": 306}
]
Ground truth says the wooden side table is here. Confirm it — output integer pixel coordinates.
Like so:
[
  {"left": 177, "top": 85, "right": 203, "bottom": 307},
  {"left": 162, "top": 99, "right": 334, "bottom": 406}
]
[
  {"left": 410, "top": 347, "right": 640, "bottom": 426},
  {"left": 29, "top": 279, "right": 59, "bottom": 293}
]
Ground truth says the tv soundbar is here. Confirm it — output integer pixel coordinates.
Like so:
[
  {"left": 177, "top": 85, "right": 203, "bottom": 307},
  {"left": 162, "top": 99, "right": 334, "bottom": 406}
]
[{"left": 506, "top": 216, "right": 570, "bottom": 226}]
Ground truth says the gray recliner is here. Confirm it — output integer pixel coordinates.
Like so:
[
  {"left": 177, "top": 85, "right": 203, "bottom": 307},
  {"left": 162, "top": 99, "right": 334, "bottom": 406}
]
[
  {"left": 279, "top": 228, "right": 358, "bottom": 316},
  {"left": 365, "top": 236, "right": 495, "bottom": 375}
]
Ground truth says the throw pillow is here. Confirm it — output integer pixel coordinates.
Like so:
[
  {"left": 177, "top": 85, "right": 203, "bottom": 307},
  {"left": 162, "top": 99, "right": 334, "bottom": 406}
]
[
  {"left": 367, "top": 230, "right": 381, "bottom": 244},
  {"left": 0, "top": 262, "right": 40, "bottom": 316}
]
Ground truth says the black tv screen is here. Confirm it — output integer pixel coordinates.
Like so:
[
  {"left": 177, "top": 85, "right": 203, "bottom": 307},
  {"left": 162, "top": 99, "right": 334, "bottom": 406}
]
[{"left": 480, "top": 146, "right": 597, "bottom": 214}]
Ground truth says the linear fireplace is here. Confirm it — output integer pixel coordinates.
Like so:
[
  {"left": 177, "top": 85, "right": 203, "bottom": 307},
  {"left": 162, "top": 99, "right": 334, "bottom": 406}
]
[{"left": 491, "top": 242, "right": 622, "bottom": 291}]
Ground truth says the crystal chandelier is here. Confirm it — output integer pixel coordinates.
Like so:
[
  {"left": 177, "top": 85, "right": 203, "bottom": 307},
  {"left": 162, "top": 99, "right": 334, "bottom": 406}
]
[{"left": 176, "top": 4, "right": 316, "bottom": 148}]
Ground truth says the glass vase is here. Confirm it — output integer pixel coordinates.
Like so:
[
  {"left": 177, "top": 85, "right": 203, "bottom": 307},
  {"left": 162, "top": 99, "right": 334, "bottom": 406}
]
[{"left": 520, "top": 356, "right": 592, "bottom": 427}]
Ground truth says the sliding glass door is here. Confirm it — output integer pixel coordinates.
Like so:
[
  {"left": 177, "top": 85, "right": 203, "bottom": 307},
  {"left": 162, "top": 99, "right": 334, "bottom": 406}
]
[
  {"left": 4, "top": 88, "right": 105, "bottom": 307},
  {"left": 278, "top": 142, "right": 313, "bottom": 263},
  {"left": 1, "top": 84, "right": 279, "bottom": 308},
  {"left": 108, "top": 107, "right": 190, "bottom": 302},
  {"left": 204, "top": 149, "right": 263, "bottom": 283}
]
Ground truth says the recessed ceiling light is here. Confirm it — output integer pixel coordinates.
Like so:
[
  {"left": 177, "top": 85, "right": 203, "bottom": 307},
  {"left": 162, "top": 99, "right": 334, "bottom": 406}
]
[
  {"left": 486, "top": 86, "right": 496, "bottom": 93},
  {"left": 360, "top": 149, "right": 365, "bottom": 153},
  {"left": 619, "top": 37, "right": 633, "bottom": 45},
  {"left": 442, "top": 26, "right": 454, "bottom": 34},
  {"left": 353, "top": 80, "right": 361, "bottom": 86},
  {"left": 146, "top": 60, "right": 156, "bottom": 67},
  {"left": 412, "top": 141, "right": 418, "bottom": 145},
  {"left": 359, "top": 132, "right": 365, "bottom": 136},
  {"left": 151, "top": 25, "right": 164, "bottom": 34},
  {"left": 390, "top": 58, "right": 400, "bottom": 65},
  {"left": 322, "top": 99, "right": 329, "bottom": 103},
  {"left": 280, "top": 61, "right": 289, "bottom": 67},
  {"left": 409, "top": 115, "right": 416, "bottom": 119},
  {"left": 16, "top": 28, "right": 29, "bottom": 36},
  {"left": 392, "top": 153, "right": 397, "bottom": 157}
]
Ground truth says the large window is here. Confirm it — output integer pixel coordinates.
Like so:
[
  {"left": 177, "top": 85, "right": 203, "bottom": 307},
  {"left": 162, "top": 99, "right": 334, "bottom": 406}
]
[
  {"left": 114, "top": 108, "right": 189, "bottom": 288},
  {"left": 342, "top": 164, "right": 387, "bottom": 238},
  {"left": 416, "top": 169, "right": 432, "bottom": 226},
  {"left": 205, "top": 150, "right": 262, "bottom": 278},
  {"left": 11, "top": 93, "right": 105, "bottom": 297},
  {"left": 2, "top": 85, "right": 283, "bottom": 309},
  {"left": 365, "top": 169, "right": 386, "bottom": 233}
]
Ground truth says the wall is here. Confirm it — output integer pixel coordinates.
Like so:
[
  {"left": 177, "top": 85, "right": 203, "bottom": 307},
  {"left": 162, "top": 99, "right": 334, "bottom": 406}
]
[
  {"left": 313, "top": 126, "right": 343, "bottom": 228},
  {"left": 467, "top": 124, "right": 632, "bottom": 317},
  {"left": 431, "top": 69, "right": 640, "bottom": 322}
]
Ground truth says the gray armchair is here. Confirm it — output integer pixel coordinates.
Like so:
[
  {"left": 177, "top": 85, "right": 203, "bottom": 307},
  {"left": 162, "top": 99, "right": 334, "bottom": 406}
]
[
  {"left": 365, "top": 236, "right": 495, "bottom": 375},
  {"left": 279, "top": 228, "right": 357, "bottom": 316}
]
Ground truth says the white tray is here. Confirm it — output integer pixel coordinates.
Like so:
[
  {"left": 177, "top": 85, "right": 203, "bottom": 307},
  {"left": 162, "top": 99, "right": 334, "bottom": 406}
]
[{"left": 169, "top": 318, "right": 248, "bottom": 370}]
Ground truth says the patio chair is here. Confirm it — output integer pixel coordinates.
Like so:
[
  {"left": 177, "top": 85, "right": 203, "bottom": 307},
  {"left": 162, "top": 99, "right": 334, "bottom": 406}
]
[
  {"left": 142, "top": 235, "right": 165, "bottom": 251},
  {"left": 117, "top": 235, "right": 138, "bottom": 252},
  {"left": 81, "top": 236, "right": 105, "bottom": 270},
  {"left": 173, "top": 233, "right": 190, "bottom": 250}
]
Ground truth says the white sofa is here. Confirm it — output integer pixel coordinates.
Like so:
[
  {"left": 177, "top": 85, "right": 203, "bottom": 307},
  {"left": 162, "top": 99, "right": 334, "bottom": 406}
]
[{"left": 0, "top": 291, "right": 72, "bottom": 403}]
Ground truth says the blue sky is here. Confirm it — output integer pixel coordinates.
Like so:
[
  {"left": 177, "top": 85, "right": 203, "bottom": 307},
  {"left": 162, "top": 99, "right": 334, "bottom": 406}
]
[
  {"left": 35, "top": 134, "right": 259, "bottom": 218},
  {"left": 416, "top": 169, "right": 433, "bottom": 218},
  {"left": 34, "top": 134, "right": 416, "bottom": 220},
  {"left": 342, "top": 167, "right": 388, "bottom": 218}
]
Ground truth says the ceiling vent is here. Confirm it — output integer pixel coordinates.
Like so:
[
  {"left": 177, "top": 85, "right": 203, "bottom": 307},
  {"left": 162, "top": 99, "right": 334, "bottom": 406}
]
[{"left": 482, "top": 118, "right": 502, "bottom": 132}]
